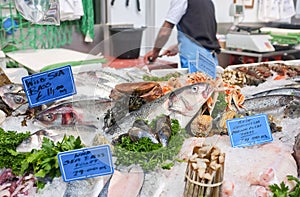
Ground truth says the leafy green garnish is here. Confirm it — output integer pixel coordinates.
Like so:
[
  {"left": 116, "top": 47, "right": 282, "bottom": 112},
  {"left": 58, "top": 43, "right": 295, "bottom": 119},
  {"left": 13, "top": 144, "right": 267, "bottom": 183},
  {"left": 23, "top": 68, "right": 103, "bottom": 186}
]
[
  {"left": 0, "top": 128, "right": 30, "bottom": 172},
  {"left": 114, "top": 117, "right": 186, "bottom": 171},
  {"left": 211, "top": 92, "right": 227, "bottom": 119},
  {"left": 269, "top": 182, "right": 289, "bottom": 197},
  {"left": 1, "top": 129, "right": 84, "bottom": 190},
  {"left": 143, "top": 72, "right": 182, "bottom": 82},
  {"left": 269, "top": 175, "right": 300, "bottom": 197}
]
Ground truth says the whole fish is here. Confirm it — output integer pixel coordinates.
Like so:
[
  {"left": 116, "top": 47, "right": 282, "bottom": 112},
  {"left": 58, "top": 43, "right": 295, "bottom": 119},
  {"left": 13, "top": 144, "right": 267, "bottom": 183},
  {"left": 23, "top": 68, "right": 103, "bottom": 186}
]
[
  {"left": 240, "top": 94, "right": 300, "bottom": 119},
  {"left": 249, "top": 87, "right": 300, "bottom": 98},
  {"left": 16, "top": 125, "right": 98, "bottom": 152},
  {"left": 34, "top": 98, "right": 114, "bottom": 129},
  {"left": 293, "top": 133, "right": 300, "bottom": 177},
  {"left": 104, "top": 82, "right": 214, "bottom": 143}
]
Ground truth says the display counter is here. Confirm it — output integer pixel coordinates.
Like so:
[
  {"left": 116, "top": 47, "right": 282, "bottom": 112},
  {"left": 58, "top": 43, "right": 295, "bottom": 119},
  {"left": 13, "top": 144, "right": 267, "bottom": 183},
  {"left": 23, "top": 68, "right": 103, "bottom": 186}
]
[{"left": 219, "top": 48, "right": 299, "bottom": 67}]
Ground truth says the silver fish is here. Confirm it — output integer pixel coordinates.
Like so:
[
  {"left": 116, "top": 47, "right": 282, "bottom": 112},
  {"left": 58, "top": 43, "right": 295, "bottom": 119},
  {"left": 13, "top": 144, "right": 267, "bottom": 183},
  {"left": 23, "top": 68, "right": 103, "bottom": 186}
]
[
  {"left": 63, "top": 177, "right": 104, "bottom": 197},
  {"left": 1, "top": 92, "right": 27, "bottom": 110},
  {"left": 293, "top": 133, "right": 300, "bottom": 177},
  {"left": 249, "top": 87, "right": 300, "bottom": 98},
  {"left": 34, "top": 98, "right": 114, "bottom": 129},
  {"left": 128, "top": 127, "right": 159, "bottom": 144},
  {"left": 0, "top": 83, "right": 23, "bottom": 97},
  {"left": 17, "top": 125, "right": 98, "bottom": 152},
  {"left": 105, "top": 82, "right": 214, "bottom": 143},
  {"left": 16, "top": 129, "right": 60, "bottom": 152},
  {"left": 241, "top": 95, "right": 300, "bottom": 119},
  {"left": 154, "top": 114, "right": 172, "bottom": 147},
  {"left": 128, "top": 119, "right": 159, "bottom": 144},
  {"left": 94, "top": 69, "right": 131, "bottom": 84}
]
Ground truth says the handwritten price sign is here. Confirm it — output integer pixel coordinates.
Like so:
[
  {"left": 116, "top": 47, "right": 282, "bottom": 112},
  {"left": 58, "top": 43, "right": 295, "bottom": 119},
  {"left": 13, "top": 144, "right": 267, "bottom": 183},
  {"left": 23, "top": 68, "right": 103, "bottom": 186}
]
[
  {"left": 57, "top": 145, "right": 114, "bottom": 182},
  {"left": 226, "top": 114, "right": 273, "bottom": 148},
  {"left": 22, "top": 65, "right": 76, "bottom": 107}
]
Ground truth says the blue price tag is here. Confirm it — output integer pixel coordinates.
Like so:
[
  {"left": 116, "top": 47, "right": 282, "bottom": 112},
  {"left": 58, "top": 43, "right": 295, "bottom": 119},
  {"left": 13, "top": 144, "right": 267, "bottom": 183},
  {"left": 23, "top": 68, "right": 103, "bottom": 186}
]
[
  {"left": 22, "top": 65, "right": 76, "bottom": 108},
  {"left": 188, "top": 51, "right": 216, "bottom": 79},
  {"left": 226, "top": 114, "right": 273, "bottom": 148},
  {"left": 57, "top": 145, "right": 114, "bottom": 182}
]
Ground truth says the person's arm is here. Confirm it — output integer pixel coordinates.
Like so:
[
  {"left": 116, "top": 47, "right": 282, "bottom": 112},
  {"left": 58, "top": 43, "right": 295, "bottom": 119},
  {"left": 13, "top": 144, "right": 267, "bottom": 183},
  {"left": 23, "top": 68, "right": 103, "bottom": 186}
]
[{"left": 144, "top": 21, "right": 174, "bottom": 63}]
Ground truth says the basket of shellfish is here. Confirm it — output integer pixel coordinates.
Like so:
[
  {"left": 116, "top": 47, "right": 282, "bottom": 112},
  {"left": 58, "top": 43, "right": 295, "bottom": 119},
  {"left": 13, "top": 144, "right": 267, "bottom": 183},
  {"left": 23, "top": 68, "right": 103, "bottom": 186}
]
[{"left": 183, "top": 144, "right": 225, "bottom": 197}]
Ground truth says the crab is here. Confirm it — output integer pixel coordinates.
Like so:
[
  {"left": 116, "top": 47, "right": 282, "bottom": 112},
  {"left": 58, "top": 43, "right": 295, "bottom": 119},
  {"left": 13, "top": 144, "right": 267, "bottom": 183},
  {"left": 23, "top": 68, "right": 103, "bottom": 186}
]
[{"left": 109, "top": 81, "right": 164, "bottom": 112}]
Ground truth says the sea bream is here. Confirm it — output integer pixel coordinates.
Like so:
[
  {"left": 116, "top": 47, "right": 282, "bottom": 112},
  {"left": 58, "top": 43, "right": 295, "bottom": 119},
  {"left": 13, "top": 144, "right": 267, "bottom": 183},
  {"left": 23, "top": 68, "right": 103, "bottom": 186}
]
[
  {"left": 104, "top": 82, "right": 214, "bottom": 143},
  {"left": 33, "top": 98, "right": 114, "bottom": 129}
]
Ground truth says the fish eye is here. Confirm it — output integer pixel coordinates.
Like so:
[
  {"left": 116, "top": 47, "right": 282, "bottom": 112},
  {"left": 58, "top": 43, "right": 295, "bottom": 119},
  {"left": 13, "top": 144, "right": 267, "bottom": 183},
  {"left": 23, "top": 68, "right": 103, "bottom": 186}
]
[
  {"left": 191, "top": 85, "right": 199, "bottom": 93},
  {"left": 14, "top": 95, "right": 25, "bottom": 104},
  {"left": 43, "top": 113, "right": 55, "bottom": 122},
  {"left": 8, "top": 84, "right": 15, "bottom": 90}
]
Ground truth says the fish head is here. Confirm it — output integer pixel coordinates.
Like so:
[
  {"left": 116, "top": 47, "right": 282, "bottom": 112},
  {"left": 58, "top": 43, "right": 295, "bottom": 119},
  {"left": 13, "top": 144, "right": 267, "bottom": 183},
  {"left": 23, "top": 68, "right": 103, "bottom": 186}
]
[
  {"left": 167, "top": 82, "right": 214, "bottom": 117},
  {"left": 34, "top": 105, "right": 77, "bottom": 126},
  {"left": 0, "top": 83, "right": 23, "bottom": 97},
  {"left": 2, "top": 92, "right": 27, "bottom": 110},
  {"left": 16, "top": 129, "right": 59, "bottom": 152}
]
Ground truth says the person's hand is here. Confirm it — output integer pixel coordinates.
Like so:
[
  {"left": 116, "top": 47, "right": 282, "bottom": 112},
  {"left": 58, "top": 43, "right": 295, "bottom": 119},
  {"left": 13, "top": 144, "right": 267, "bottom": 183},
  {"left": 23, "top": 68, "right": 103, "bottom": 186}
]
[
  {"left": 161, "top": 44, "right": 178, "bottom": 57},
  {"left": 143, "top": 50, "right": 159, "bottom": 64}
]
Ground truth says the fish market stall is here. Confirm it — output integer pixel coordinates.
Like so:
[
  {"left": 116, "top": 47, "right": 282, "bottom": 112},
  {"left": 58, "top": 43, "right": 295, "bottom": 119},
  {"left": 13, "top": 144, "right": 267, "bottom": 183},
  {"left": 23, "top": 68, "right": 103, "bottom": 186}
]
[{"left": 0, "top": 59, "right": 299, "bottom": 197}]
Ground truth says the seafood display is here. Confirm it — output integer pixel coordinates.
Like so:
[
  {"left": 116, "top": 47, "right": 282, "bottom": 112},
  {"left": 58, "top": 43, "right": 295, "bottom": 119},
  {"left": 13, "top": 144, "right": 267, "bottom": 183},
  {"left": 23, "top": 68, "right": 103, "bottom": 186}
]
[
  {"left": 0, "top": 60, "right": 299, "bottom": 197},
  {"left": 222, "top": 61, "right": 300, "bottom": 86},
  {"left": 104, "top": 82, "right": 214, "bottom": 142}
]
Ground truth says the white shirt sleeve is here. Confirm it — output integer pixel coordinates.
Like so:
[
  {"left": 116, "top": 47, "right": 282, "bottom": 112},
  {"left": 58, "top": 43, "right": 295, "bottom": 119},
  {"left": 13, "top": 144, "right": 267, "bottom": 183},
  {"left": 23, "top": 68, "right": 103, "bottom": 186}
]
[{"left": 165, "top": 0, "right": 188, "bottom": 25}]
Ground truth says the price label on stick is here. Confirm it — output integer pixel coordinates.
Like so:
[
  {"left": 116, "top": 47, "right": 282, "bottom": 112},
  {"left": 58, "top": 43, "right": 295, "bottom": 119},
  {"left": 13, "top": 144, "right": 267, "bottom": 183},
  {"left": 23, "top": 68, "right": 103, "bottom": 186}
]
[
  {"left": 226, "top": 114, "right": 273, "bottom": 148},
  {"left": 22, "top": 65, "right": 76, "bottom": 108},
  {"left": 57, "top": 145, "right": 114, "bottom": 182}
]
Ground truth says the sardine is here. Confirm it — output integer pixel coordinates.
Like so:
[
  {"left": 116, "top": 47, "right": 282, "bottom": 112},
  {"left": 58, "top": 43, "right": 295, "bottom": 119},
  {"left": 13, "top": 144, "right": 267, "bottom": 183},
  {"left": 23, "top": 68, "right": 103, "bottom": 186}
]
[
  {"left": 34, "top": 98, "right": 114, "bottom": 129},
  {"left": 104, "top": 82, "right": 214, "bottom": 142},
  {"left": 293, "top": 133, "right": 300, "bottom": 177},
  {"left": 154, "top": 115, "right": 172, "bottom": 147},
  {"left": 241, "top": 95, "right": 300, "bottom": 119}
]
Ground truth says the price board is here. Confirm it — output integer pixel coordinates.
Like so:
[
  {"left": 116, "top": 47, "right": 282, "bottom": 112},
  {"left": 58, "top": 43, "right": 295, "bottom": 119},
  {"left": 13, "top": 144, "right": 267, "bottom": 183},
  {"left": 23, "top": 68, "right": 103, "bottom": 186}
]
[
  {"left": 22, "top": 65, "right": 76, "bottom": 107},
  {"left": 226, "top": 114, "right": 273, "bottom": 148},
  {"left": 57, "top": 145, "right": 114, "bottom": 182}
]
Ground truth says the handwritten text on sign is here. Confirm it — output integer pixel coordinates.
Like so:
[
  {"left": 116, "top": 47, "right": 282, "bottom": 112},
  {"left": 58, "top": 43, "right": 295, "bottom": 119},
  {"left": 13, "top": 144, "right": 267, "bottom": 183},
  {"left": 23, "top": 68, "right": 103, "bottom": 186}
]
[
  {"left": 226, "top": 114, "right": 273, "bottom": 148},
  {"left": 57, "top": 145, "right": 114, "bottom": 182},
  {"left": 22, "top": 65, "right": 76, "bottom": 107}
]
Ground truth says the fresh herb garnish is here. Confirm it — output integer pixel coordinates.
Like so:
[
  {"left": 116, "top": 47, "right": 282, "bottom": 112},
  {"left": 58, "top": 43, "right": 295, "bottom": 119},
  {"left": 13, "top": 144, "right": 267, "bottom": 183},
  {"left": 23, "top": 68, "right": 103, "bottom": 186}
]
[
  {"left": 0, "top": 128, "right": 30, "bottom": 172},
  {"left": 143, "top": 72, "right": 182, "bottom": 82},
  {"left": 269, "top": 175, "right": 300, "bottom": 197},
  {"left": 2, "top": 129, "right": 84, "bottom": 190},
  {"left": 114, "top": 117, "right": 186, "bottom": 171}
]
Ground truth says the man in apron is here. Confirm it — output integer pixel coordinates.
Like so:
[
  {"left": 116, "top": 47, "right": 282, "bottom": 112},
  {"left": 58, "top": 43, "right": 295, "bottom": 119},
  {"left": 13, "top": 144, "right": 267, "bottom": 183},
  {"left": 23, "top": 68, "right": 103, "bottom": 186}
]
[{"left": 144, "top": 0, "right": 220, "bottom": 79}]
